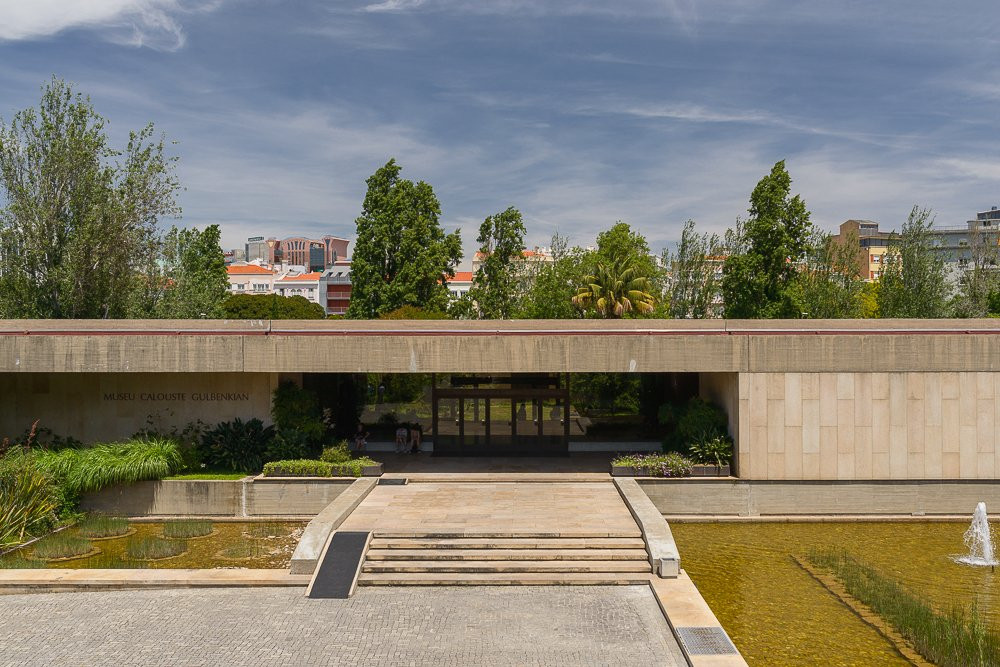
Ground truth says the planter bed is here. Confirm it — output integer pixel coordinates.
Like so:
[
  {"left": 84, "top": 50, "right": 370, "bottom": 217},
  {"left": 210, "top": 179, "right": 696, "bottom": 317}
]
[{"left": 610, "top": 464, "right": 730, "bottom": 478}]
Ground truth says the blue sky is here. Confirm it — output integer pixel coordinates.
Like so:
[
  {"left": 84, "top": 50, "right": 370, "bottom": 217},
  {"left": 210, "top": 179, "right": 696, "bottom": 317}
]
[{"left": 0, "top": 1, "right": 998, "bottom": 263}]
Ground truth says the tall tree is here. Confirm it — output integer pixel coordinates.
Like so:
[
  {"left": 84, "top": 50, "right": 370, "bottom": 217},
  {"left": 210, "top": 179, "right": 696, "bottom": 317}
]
[
  {"left": 515, "top": 233, "right": 589, "bottom": 319},
  {"left": 595, "top": 221, "right": 662, "bottom": 290},
  {"left": 466, "top": 206, "right": 527, "bottom": 319},
  {"left": 721, "top": 160, "right": 812, "bottom": 319},
  {"left": 154, "top": 225, "right": 229, "bottom": 318},
  {"left": 0, "top": 77, "right": 180, "bottom": 318},
  {"left": 951, "top": 222, "right": 1000, "bottom": 318},
  {"left": 666, "top": 220, "right": 722, "bottom": 319},
  {"left": 347, "top": 159, "right": 462, "bottom": 319},
  {"left": 876, "top": 206, "right": 950, "bottom": 318},
  {"left": 789, "top": 230, "right": 865, "bottom": 319}
]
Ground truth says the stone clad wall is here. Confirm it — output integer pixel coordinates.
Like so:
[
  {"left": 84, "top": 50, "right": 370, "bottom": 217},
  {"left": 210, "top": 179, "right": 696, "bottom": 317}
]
[{"left": 738, "top": 372, "right": 1000, "bottom": 480}]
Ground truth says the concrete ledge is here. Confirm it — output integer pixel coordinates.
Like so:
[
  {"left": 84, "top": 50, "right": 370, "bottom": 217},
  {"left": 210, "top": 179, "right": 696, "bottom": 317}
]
[
  {"left": 649, "top": 573, "right": 748, "bottom": 666},
  {"left": 290, "top": 478, "right": 377, "bottom": 575},
  {"left": 81, "top": 479, "right": 241, "bottom": 516},
  {"left": 613, "top": 478, "right": 680, "bottom": 578},
  {"left": 0, "top": 569, "right": 310, "bottom": 595},
  {"left": 248, "top": 478, "right": 355, "bottom": 515},
  {"left": 640, "top": 479, "right": 1000, "bottom": 516}
]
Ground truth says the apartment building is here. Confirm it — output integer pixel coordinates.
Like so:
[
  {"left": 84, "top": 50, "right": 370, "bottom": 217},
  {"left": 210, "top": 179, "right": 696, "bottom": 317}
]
[{"left": 226, "top": 264, "right": 276, "bottom": 294}]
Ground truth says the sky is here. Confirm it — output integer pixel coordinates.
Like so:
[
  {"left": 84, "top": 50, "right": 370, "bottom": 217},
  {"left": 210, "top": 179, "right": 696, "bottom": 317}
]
[{"left": 0, "top": 1, "right": 998, "bottom": 263}]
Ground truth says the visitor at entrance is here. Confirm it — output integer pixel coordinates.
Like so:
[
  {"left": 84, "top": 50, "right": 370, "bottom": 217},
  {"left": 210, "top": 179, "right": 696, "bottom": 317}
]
[
  {"left": 352, "top": 423, "right": 369, "bottom": 452},
  {"left": 394, "top": 426, "right": 407, "bottom": 453},
  {"left": 409, "top": 423, "right": 423, "bottom": 454}
]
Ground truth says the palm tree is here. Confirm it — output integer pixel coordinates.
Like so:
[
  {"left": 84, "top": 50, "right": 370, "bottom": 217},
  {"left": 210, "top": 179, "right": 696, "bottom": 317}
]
[{"left": 572, "top": 253, "right": 656, "bottom": 318}]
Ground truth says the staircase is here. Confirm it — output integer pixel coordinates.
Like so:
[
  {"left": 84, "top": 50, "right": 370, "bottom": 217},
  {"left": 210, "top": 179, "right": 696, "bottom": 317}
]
[{"left": 357, "top": 533, "right": 652, "bottom": 586}]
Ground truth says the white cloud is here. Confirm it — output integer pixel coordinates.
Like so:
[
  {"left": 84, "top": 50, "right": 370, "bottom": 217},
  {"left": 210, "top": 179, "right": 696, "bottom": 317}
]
[{"left": 0, "top": 0, "right": 221, "bottom": 51}]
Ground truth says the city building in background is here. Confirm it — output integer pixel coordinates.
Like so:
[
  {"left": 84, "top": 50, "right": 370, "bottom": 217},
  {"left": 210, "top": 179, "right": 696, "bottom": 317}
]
[
  {"left": 833, "top": 219, "right": 893, "bottom": 281},
  {"left": 226, "top": 264, "right": 276, "bottom": 294}
]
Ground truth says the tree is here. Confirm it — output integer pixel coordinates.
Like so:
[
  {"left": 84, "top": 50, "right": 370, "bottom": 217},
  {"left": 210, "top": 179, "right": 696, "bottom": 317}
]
[
  {"left": 572, "top": 252, "right": 656, "bottom": 318},
  {"left": 0, "top": 77, "right": 180, "bottom": 318},
  {"left": 379, "top": 305, "right": 449, "bottom": 320},
  {"left": 153, "top": 225, "right": 228, "bottom": 318},
  {"left": 595, "top": 221, "right": 662, "bottom": 294},
  {"left": 466, "top": 206, "right": 527, "bottom": 319},
  {"left": 789, "top": 230, "right": 865, "bottom": 319},
  {"left": 347, "top": 159, "right": 462, "bottom": 319},
  {"left": 666, "top": 220, "right": 722, "bottom": 319},
  {"left": 222, "top": 293, "right": 325, "bottom": 319},
  {"left": 876, "top": 206, "right": 950, "bottom": 318},
  {"left": 515, "top": 233, "right": 589, "bottom": 319},
  {"left": 951, "top": 223, "right": 1000, "bottom": 318},
  {"left": 721, "top": 161, "right": 812, "bottom": 318}
]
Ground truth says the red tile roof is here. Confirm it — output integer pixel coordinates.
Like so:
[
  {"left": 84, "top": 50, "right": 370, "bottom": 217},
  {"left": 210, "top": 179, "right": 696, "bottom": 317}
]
[
  {"left": 451, "top": 271, "right": 474, "bottom": 282},
  {"left": 227, "top": 265, "right": 273, "bottom": 275}
]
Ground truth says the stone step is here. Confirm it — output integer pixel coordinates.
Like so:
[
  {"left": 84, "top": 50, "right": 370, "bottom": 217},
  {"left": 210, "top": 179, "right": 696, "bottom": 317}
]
[
  {"left": 357, "top": 571, "right": 653, "bottom": 586},
  {"left": 368, "top": 537, "right": 646, "bottom": 550},
  {"left": 364, "top": 548, "right": 650, "bottom": 561},
  {"left": 371, "top": 531, "right": 642, "bottom": 539},
  {"left": 362, "top": 560, "right": 652, "bottom": 574}
]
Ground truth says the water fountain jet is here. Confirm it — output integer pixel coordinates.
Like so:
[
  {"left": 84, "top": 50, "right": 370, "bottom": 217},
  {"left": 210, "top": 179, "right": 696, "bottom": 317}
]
[{"left": 954, "top": 502, "right": 998, "bottom": 567}]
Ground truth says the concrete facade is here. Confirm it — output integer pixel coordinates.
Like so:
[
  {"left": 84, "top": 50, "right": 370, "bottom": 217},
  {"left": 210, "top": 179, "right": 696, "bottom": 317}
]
[{"left": 5, "top": 319, "right": 1000, "bottom": 483}]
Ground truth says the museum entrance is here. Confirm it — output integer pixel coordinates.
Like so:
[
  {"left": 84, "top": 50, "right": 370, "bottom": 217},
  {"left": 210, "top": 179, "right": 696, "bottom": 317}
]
[{"left": 431, "top": 374, "right": 570, "bottom": 456}]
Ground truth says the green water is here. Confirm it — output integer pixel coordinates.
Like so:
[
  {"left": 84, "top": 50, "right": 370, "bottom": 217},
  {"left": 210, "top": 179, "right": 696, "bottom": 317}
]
[
  {"left": 1, "top": 521, "right": 305, "bottom": 569},
  {"left": 672, "top": 521, "right": 1000, "bottom": 666}
]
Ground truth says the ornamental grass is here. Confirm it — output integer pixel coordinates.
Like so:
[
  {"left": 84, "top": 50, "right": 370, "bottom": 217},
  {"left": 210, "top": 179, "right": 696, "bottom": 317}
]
[
  {"left": 32, "top": 438, "right": 182, "bottom": 494},
  {"left": 33, "top": 533, "right": 93, "bottom": 560},
  {"left": 221, "top": 537, "right": 267, "bottom": 559},
  {"left": 76, "top": 514, "right": 130, "bottom": 538},
  {"left": 0, "top": 460, "right": 60, "bottom": 548},
  {"left": 162, "top": 519, "right": 213, "bottom": 539},
  {"left": 126, "top": 536, "right": 187, "bottom": 560},
  {"left": 245, "top": 522, "right": 287, "bottom": 539}
]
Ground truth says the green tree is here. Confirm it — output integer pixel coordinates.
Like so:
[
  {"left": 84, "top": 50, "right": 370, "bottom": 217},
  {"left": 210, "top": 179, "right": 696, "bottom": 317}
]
[
  {"left": 876, "top": 206, "right": 950, "bottom": 318},
  {"left": 153, "top": 225, "right": 228, "bottom": 318},
  {"left": 379, "top": 305, "right": 449, "bottom": 320},
  {"left": 347, "top": 159, "right": 462, "bottom": 319},
  {"left": 789, "top": 230, "right": 865, "bottom": 319},
  {"left": 222, "top": 293, "right": 325, "bottom": 319},
  {"left": 721, "top": 160, "right": 812, "bottom": 318},
  {"left": 515, "top": 233, "right": 589, "bottom": 319},
  {"left": 467, "top": 206, "right": 527, "bottom": 319},
  {"left": 595, "top": 221, "right": 662, "bottom": 294},
  {"left": 951, "top": 223, "right": 1000, "bottom": 318},
  {"left": 666, "top": 220, "right": 722, "bottom": 319},
  {"left": 572, "top": 252, "right": 656, "bottom": 318},
  {"left": 0, "top": 78, "right": 180, "bottom": 318}
]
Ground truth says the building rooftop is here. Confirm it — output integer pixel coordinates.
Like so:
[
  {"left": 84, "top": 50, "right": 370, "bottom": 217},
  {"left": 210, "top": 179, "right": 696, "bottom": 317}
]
[
  {"left": 226, "top": 265, "right": 274, "bottom": 275},
  {"left": 277, "top": 272, "right": 322, "bottom": 282}
]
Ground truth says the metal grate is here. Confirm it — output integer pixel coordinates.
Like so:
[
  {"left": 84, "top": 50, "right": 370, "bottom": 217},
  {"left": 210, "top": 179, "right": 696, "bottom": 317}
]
[
  {"left": 377, "top": 478, "right": 407, "bottom": 485},
  {"left": 675, "top": 627, "right": 738, "bottom": 656}
]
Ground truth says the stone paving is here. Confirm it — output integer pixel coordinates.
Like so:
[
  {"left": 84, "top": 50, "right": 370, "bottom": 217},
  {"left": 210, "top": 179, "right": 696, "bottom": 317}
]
[
  {"left": 338, "top": 481, "right": 642, "bottom": 536},
  {"left": 0, "top": 586, "right": 684, "bottom": 666}
]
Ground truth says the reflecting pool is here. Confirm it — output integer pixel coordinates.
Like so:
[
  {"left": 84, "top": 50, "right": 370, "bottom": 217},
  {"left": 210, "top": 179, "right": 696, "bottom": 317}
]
[
  {"left": 1, "top": 521, "right": 305, "bottom": 569},
  {"left": 671, "top": 521, "right": 1000, "bottom": 666}
]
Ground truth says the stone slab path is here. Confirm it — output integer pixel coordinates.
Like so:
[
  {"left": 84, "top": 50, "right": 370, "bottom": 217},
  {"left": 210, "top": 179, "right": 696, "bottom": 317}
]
[
  {"left": 338, "top": 481, "right": 641, "bottom": 537},
  {"left": 0, "top": 586, "right": 685, "bottom": 666}
]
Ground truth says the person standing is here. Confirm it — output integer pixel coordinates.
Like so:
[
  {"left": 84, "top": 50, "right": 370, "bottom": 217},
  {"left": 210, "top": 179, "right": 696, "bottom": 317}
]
[
  {"left": 394, "top": 425, "right": 407, "bottom": 454},
  {"left": 353, "top": 423, "right": 369, "bottom": 452}
]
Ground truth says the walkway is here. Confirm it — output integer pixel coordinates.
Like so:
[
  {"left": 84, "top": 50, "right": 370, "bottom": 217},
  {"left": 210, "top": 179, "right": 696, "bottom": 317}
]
[
  {"left": 0, "top": 586, "right": 685, "bottom": 666},
  {"left": 371, "top": 452, "right": 614, "bottom": 477}
]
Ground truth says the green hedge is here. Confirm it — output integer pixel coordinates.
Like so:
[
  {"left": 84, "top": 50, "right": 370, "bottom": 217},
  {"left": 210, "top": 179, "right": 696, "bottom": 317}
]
[{"left": 262, "top": 457, "right": 379, "bottom": 478}]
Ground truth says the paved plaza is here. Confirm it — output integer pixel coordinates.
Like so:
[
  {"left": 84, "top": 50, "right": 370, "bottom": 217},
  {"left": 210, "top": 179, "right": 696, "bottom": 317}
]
[
  {"left": 0, "top": 585, "right": 683, "bottom": 666},
  {"left": 339, "top": 481, "right": 641, "bottom": 537}
]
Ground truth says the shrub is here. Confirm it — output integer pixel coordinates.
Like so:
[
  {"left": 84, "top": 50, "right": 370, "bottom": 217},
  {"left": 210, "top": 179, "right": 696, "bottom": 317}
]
[
  {"left": 126, "top": 536, "right": 187, "bottom": 560},
  {"left": 76, "top": 515, "right": 130, "bottom": 538},
  {"left": 661, "top": 398, "right": 729, "bottom": 452},
  {"left": 262, "top": 457, "right": 379, "bottom": 478},
  {"left": 0, "top": 459, "right": 60, "bottom": 548},
  {"left": 611, "top": 453, "right": 694, "bottom": 477},
  {"left": 688, "top": 436, "right": 733, "bottom": 467},
  {"left": 271, "top": 382, "right": 330, "bottom": 459},
  {"left": 265, "top": 429, "right": 313, "bottom": 462},
  {"left": 33, "top": 533, "right": 93, "bottom": 560},
  {"left": 162, "top": 520, "right": 213, "bottom": 539},
  {"left": 319, "top": 441, "right": 351, "bottom": 464},
  {"left": 199, "top": 418, "right": 274, "bottom": 473}
]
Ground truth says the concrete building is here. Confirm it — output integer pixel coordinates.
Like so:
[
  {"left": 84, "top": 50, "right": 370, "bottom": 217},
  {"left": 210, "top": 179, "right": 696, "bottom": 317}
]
[
  {"left": 446, "top": 271, "right": 474, "bottom": 300},
  {"left": 274, "top": 272, "right": 322, "bottom": 304},
  {"left": 832, "top": 219, "right": 892, "bottom": 282},
  {"left": 319, "top": 265, "right": 352, "bottom": 315}
]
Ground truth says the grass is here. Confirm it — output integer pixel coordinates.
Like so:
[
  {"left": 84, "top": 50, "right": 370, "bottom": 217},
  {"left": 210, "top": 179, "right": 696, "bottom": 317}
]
[
  {"left": 0, "top": 554, "right": 45, "bottom": 568},
  {"left": 33, "top": 533, "right": 94, "bottom": 560},
  {"left": 807, "top": 550, "right": 1000, "bottom": 667},
  {"left": 32, "top": 438, "right": 182, "bottom": 494},
  {"left": 220, "top": 537, "right": 267, "bottom": 559},
  {"left": 126, "top": 536, "right": 187, "bottom": 560},
  {"left": 162, "top": 520, "right": 213, "bottom": 539},
  {"left": 76, "top": 515, "right": 130, "bottom": 538},
  {"left": 163, "top": 471, "right": 249, "bottom": 480},
  {"left": 245, "top": 522, "right": 287, "bottom": 539}
]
